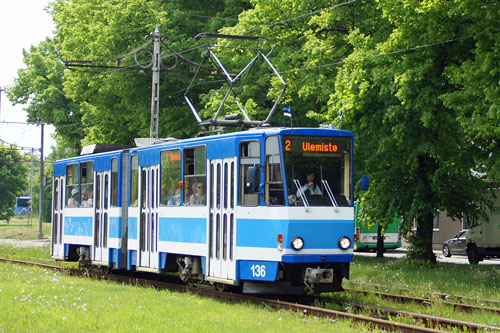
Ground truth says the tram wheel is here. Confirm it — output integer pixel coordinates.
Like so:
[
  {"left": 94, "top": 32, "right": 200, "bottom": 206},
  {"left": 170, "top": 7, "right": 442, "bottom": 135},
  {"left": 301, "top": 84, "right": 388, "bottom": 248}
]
[{"left": 214, "top": 282, "right": 226, "bottom": 292}]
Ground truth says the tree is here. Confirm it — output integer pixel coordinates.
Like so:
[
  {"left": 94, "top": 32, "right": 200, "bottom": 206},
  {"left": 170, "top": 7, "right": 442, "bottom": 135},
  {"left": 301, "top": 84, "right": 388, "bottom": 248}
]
[
  {"left": 8, "top": 0, "right": 252, "bottom": 152},
  {"left": 0, "top": 145, "right": 29, "bottom": 221},
  {"left": 51, "top": 0, "right": 252, "bottom": 145},
  {"left": 328, "top": 0, "right": 489, "bottom": 262},
  {"left": 212, "top": 0, "right": 378, "bottom": 127}
]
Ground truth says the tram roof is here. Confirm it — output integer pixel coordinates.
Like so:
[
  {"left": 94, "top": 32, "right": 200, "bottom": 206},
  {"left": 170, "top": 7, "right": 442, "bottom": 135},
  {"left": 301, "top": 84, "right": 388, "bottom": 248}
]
[
  {"left": 131, "top": 127, "right": 353, "bottom": 150},
  {"left": 53, "top": 127, "right": 353, "bottom": 175}
]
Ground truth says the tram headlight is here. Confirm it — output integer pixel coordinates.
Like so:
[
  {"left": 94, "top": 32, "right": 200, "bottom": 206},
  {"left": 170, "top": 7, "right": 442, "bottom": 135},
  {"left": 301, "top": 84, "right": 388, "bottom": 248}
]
[
  {"left": 291, "top": 237, "right": 304, "bottom": 251},
  {"left": 338, "top": 236, "right": 351, "bottom": 250}
]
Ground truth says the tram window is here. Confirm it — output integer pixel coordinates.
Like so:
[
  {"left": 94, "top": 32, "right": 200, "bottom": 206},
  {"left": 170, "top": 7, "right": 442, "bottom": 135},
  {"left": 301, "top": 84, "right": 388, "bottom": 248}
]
[
  {"left": 94, "top": 212, "right": 100, "bottom": 248},
  {"left": 184, "top": 146, "right": 206, "bottom": 206},
  {"left": 54, "top": 179, "right": 59, "bottom": 211},
  {"left": 223, "top": 214, "right": 227, "bottom": 260},
  {"left": 53, "top": 214, "right": 58, "bottom": 245},
  {"left": 239, "top": 141, "right": 260, "bottom": 206},
  {"left": 103, "top": 212, "right": 108, "bottom": 248},
  {"left": 224, "top": 163, "right": 228, "bottom": 209},
  {"left": 265, "top": 137, "right": 284, "bottom": 206},
  {"left": 66, "top": 164, "right": 78, "bottom": 207},
  {"left": 80, "top": 162, "right": 94, "bottom": 208},
  {"left": 130, "top": 156, "right": 139, "bottom": 207},
  {"left": 141, "top": 170, "right": 147, "bottom": 208},
  {"left": 229, "top": 214, "right": 234, "bottom": 260},
  {"left": 230, "top": 162, "right": 234, "bottom": 209},
  {"left": 104, "top": 174, "right": 109, "bottom": 210},
  {"left": 96, "top": 175, "right": 101, "bottom": 210},
  {"left": 160, "top": 149, "right": 181, "bottom": 206},
  {"left": 111, "top": 158, "right": 118, "bottom": 207},
  {"left": 281, "top": 136, "right": 352, "bottom": 207}
]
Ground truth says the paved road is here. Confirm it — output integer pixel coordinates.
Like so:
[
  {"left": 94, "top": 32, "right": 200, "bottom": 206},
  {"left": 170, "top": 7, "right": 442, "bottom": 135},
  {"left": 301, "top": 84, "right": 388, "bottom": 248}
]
[{"left": 354, "top": 248, "right": 500, "bottom": 265}]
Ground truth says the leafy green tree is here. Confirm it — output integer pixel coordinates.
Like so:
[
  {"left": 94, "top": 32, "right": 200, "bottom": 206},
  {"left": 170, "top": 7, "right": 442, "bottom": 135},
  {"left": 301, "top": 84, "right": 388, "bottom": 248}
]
[
  {"left": 439, "top": 0, "right": 500, "bottom": 180},
  {"left": 51, "top": 0, "right": 251, "bottom": 145},
  {"left": 328, "top": 0, "right": 489, "bottom": 262},
  {"left": 0, "top": 145, "right": 29, "bottom": 221},
  {"left": 211, "top": 0, "right": 376, "bottom": 127}
]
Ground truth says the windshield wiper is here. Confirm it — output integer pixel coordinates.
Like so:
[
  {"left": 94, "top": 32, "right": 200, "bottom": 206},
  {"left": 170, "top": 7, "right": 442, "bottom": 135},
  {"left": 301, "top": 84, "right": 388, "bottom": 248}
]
[
  {"left": 321, "top": 179, "right": 338, "bottom": 208},
  {"left": 293, "top": 179, "right": 311, "bottom": 212}
]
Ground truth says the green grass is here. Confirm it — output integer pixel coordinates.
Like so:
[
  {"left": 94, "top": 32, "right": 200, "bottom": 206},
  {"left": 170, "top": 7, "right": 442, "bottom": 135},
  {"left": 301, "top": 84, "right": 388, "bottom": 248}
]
[
  {"left": 0, "top": 217, "right": 51, "bottom": 240},
  {"left": 0, "top": 261, "right": 361, "bottom": 332},
  {"left": 2, "top": 221, "right": 500, "bottom": 330},
  {"left": 347, "top": 256, "right": 500, "bottom": 301},
  {"left": 335, "top": 256, "right": 500, "bottom": 327}
]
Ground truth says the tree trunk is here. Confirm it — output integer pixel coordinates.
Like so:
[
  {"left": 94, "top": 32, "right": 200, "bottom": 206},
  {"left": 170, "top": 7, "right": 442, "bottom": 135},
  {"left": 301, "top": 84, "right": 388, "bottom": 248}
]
[
  {"left": 409, "top": 212, "right": 436, "bottom": 263},
  {"left": 376, "top": 224, "right": 384, "bottom": 257}
]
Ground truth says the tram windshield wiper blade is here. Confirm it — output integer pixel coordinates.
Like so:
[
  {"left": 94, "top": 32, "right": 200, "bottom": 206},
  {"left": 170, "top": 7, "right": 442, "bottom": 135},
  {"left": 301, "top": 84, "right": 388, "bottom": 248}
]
[{"left": 321, "top": 180, "right": 338, "bottom": 208}]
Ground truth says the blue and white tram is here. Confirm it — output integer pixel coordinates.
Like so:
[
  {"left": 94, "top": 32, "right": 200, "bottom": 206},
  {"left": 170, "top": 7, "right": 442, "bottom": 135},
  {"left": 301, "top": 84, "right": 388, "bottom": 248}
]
[{"left": 51, "top": 127, "right": 355, "bottom": 293}]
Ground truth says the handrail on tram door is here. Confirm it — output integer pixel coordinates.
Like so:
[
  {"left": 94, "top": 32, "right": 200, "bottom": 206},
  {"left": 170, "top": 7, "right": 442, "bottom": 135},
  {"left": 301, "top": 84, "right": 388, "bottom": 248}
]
[{"left": 293, "top": 179, "right": 311, "bottom": 212}]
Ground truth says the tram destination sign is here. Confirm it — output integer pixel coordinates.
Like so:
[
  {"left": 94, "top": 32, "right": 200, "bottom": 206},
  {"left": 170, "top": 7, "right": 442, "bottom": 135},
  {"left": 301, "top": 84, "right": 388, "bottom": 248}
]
[{"left": 282, "top": 136, "right": 349, "bottom": 154}]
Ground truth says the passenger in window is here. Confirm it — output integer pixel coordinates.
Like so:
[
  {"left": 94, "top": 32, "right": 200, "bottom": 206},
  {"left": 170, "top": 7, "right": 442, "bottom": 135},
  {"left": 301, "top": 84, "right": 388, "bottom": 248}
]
[
  {"left": 190, "top": 182, "right": 205, "bottom": 205},
  {"left": 81, "top": 190, "right": 90, "bottom": 207},
  {"left": 86, "top": 190, "right": 93, "bottom": 207},
  {"left": 298, "top": 172, "right": 322, "bottom": 197},
  {"left": 168, "top": 187, "right": 182, "bottom": 206},
  {"left": 68, "top": 189, "right": 79, "bottom": 207}
]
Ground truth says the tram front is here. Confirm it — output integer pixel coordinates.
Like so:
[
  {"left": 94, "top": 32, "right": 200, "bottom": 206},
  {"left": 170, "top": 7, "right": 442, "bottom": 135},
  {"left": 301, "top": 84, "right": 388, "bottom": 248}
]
[{"left": 265, "top": 129, "right": 354, "bottom": 292}]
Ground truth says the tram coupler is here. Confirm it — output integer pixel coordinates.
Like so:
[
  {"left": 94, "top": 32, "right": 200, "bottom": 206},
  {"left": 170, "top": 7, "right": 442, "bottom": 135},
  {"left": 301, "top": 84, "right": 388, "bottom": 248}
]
[{"left": 304, "top": 267, "right": 333, "bottom": 287}]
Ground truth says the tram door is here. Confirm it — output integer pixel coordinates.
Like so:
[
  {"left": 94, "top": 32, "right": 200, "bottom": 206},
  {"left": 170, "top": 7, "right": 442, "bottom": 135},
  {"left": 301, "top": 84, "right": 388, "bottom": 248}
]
[
  {"left": 138, "top": 166, "right": 159, "bottom": 269},
  {"left": 208, "top": 158, "right": 236, "bottom": 280},
  {"left": 93, "top": 171, "right": 110, "bottom": 263},
  {"left": 51, "top": 176, "right": 65, "bottom": 258}
]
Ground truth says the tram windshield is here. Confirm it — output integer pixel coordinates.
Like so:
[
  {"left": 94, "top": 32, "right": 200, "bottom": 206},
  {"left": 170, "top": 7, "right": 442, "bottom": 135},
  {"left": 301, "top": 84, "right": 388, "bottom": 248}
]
[{"left": 282, "top": 135, "right": 352, "bottom": 207}]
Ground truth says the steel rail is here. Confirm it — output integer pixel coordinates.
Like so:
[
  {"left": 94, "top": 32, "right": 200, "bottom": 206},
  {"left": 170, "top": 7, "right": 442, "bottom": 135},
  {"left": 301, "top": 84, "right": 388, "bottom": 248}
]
[
  {"left": 346, "top": 288, "right": 500, "bottom": 314},
  {"left": 348, "top": 282, "right": 500, "bottom": 307},
  {"left": 0, "top": 258, "right": 490, "bottom": 332},
  {"left": 324, "top": 298, "right": 500, "bottom": 332}
]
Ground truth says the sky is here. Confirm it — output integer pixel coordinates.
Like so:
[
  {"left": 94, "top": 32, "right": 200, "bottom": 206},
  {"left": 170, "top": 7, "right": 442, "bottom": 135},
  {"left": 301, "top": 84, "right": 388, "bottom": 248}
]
[{"left": 0, "top": 0, "right": 55, "bottom": 156}]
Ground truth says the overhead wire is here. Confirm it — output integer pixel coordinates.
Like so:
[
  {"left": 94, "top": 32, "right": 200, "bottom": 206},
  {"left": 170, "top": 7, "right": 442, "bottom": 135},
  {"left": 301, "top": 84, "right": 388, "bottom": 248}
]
[
  {"left": 277, "top": 32, "right": 485, "bottom": 75},
  {"left": 243, "top": 0, "right": 361, "bottom": 34}
]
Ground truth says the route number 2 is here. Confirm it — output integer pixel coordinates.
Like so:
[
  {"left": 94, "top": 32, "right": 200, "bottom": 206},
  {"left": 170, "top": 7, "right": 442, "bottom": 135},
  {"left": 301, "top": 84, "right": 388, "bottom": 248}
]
[{"left": 251, "top": 264, "right": 266, "bottom": 278}]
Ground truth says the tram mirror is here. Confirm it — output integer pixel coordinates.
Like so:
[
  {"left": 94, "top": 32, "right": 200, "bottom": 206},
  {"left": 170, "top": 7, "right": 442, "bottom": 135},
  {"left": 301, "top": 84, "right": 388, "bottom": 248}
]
[{"left": 361, "top": 175, "right": 369, "bottom": 191}]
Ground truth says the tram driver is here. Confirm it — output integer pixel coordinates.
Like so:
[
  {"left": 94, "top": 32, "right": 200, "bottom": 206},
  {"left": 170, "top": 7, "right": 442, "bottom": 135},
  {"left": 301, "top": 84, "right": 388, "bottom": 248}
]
[{"left": 297, "top": 172, "right": 322, "bottom": 197}]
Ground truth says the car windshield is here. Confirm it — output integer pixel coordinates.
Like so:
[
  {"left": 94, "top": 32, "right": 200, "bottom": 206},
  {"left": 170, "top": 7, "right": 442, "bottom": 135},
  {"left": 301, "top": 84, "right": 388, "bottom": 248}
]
[{"left": 282, "top": 135, "right": 352, "bottom": 207}]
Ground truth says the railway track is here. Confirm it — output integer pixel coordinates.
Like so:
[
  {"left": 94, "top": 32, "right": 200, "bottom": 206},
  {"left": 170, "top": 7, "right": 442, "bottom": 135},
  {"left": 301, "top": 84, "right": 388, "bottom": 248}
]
[
  {"left": 348, "top": 282, "right": 500, "bottom": 308},
  {"left": 1, "top": 257, "right": 498, "bottom": 332},
  {"left": 345, "top": 288, "right": 500, "bottom": 314}
]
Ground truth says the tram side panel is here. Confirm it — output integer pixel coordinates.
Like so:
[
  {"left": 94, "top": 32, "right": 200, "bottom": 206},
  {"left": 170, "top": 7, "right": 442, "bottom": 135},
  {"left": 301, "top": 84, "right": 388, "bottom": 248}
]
[{"left": 51, "top": 151, "right": 127, "bottom": 268}]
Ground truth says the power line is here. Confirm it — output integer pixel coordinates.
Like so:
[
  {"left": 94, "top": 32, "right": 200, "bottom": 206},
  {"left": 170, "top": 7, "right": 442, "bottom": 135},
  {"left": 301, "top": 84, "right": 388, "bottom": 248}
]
[
  {"left": 244, "top": 0, "right": 361, "bottom": 34},
  {"left": 277, "top": 31, "right": 485, "bottom": 75}
]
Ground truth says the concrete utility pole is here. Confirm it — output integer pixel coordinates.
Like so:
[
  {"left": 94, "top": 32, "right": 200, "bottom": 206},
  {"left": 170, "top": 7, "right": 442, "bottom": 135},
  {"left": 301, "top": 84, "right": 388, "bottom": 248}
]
[
  {"left": 64, "top": 25, "right": 224, "bottom": 139},
  {"left": 150, "top": 26, "right": 161, "bottom": 139},
  {"left": 38, "top": 123, "right": 44, "bottom": 239}
]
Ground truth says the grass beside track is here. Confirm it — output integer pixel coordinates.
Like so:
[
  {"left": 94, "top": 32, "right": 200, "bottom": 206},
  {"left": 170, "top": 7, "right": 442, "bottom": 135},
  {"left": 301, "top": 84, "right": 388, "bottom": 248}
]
[
  {"left": 0, "top": 217, "right": 51, "bottom": 240},
  {"left": 337, "top": 256, "right": 500, "bottom": 327},
  {"left": 0, "top": 260, "right": 359, "bottom": 332},
  {"left": 1, "top": 236, "right": 500, "bottom": 331}
]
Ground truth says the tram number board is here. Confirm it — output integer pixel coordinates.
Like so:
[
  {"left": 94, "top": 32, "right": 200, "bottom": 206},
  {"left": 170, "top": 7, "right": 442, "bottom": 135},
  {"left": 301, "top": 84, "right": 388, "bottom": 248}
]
[{"left": 283, "top": 136, "right": 347, "bottom": 154}]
